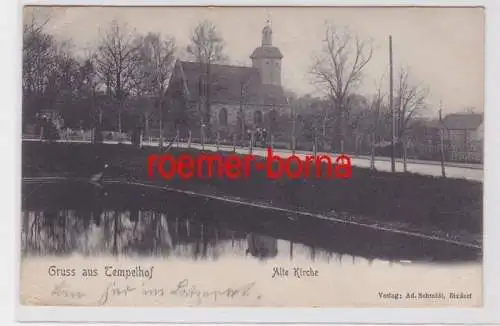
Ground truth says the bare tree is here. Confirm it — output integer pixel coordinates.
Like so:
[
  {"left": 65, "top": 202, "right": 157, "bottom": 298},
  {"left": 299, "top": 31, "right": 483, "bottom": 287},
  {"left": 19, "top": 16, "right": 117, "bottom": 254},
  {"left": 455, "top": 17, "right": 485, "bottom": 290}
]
[
  {"left": 287, "top": 94, "right": 332, "bottom": 150},
  {"left": 394, "top": 67, "right": 428, "bottom": 141},
  {"left": 135, "top": 32, "right": 177, "bottom": 147},
  {"left": 77, "top": 50, "right": 102, "bottom": 140},
  {"left": 310, "top": 23, "right": 373, "bottom": 152},
  {"left": 22, "top": 13, "right": 92, "bottom": 131},
  {"left": 186, "top": 20, "right": 227, "bottom": 138},
  {"left": 22, "top": 15, "right": 56, "bottom": 122},
  {"left": 366, "top": 81, "right": 387, "bottom": 168},
  {"left": 23, "top": 7, "right": 51, "bottom": 37},
  {"left": 238, "top": 78, "right": 250, "bottom": 144},
  {"left": 95, "top": 20, "right": 140, "bottom": 134}
]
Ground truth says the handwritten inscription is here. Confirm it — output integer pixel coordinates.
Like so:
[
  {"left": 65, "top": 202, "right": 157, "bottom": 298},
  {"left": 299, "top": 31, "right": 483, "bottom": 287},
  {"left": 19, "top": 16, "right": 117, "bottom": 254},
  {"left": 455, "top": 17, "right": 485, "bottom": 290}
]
[
  {"left": 169, "top": 279, "right": 260, "bottom": 304},
  {"left": 48, "top": 279, "right": 261, "bottom": 306},
  {"left": 41, "top": 263, "right": 266, "bottom": 306},
  {"left": 51, "top": 281, "right": 86, "bottom": 299},
  {"left": 97, "top": 282, "right": 137, "bottom": 305}
]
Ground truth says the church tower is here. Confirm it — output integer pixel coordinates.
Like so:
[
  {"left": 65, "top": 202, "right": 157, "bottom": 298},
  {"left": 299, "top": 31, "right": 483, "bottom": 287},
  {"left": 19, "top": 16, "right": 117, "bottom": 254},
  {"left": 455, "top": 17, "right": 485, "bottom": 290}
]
[{"left": 250, "top": 21, "right": 283, "bottom": 86}]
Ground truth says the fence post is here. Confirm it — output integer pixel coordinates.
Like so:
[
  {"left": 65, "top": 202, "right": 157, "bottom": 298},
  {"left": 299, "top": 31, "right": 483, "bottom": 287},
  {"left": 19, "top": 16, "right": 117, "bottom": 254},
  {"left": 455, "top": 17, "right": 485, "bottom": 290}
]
[
  {"left": 313, "top": 135, "right": 318, "bottom": 157},
  {"left": 440, "top": 130, "right": 446, "bottom": 178},
  {"left": 439, "top": 107, "right": 446, "bottom": 178},
  {"left": 188, "top": 130, "right": 192, "bottom": 149},
  {"left": 464, "top": 131, "right": 469, "bottom": 163},
  {"left": 403, "top": 139, "right": 408, "bottom": 173},
  {"left": 354, "top": 134, "right": 358, "bottom": 156},
  {"left": 370, "top": 146, "right": 375, "bottom": 170},
  {"left": 370, "top": 133, "right": 375, "bottom": 170}
]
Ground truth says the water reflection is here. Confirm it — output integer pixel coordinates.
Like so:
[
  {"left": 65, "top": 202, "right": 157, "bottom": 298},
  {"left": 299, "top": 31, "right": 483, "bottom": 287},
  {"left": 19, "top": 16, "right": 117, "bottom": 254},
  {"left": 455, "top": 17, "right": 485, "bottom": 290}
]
[
  {"left": 21, "top": 181, "right": 481, "bottom": 263},
  {"left": 21, "top": 208, "right": 347, "bottom": 263},
  {"left": 246, "top": 234, "right": 278, "bottom": 259}
]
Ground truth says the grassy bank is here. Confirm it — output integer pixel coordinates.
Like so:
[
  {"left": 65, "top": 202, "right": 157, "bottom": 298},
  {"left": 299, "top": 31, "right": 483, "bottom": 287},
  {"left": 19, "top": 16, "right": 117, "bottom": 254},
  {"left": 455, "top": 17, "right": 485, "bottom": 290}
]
[{"left": 22, "top": 141, "right": 483, "bottom": 242}]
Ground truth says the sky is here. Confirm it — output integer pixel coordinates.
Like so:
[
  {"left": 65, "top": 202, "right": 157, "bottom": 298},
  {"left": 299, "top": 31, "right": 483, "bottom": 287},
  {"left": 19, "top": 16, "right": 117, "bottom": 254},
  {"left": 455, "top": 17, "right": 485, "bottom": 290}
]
[{"left": 24, "top": 6, "right": 485, "bottom": 116}]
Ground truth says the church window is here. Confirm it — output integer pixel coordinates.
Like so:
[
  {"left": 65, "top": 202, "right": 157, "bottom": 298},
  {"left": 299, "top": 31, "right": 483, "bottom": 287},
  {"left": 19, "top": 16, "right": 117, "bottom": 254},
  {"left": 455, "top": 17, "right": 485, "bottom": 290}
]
[
  {"left": 254, "top": 110, "right": 263, "bottom": 125},
  {"left": 219, "top": 107, "right": 228, "bottom": 126}
]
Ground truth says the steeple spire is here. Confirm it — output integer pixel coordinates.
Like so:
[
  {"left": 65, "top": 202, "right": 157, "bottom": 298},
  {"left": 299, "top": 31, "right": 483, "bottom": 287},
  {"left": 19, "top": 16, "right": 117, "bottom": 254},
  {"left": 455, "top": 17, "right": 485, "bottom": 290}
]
[
  {"left": 262, "top": 19, "right": 272, "bottom": 46},
  {"left": 250, "top": 17, "right": 283, "bottom": 86}
]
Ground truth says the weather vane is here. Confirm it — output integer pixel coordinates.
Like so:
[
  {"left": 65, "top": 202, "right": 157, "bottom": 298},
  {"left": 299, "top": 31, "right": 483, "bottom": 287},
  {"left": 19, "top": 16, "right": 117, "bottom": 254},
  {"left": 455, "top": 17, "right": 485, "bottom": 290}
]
[{"left": 266, "top": 10, "right": 272, "bottom": 26}]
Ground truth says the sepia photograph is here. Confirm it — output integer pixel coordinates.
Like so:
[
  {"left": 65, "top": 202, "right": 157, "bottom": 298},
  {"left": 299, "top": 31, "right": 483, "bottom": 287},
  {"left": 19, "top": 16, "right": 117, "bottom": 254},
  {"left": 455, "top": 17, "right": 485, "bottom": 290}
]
[{"left": 19, "top": 5, "right": 484, "bottom": 309}]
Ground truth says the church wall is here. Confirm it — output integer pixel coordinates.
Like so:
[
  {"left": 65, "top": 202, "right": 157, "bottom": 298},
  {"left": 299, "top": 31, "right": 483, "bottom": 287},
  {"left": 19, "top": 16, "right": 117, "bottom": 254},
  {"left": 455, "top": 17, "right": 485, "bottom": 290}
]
[
  {"left": 209, "top": 102, "right": 291, "bottom": 140},
  {"left": 210, "top": 103, "right": 290, "bottom": 125},
  {"left": 210, "top": 103, "right": 241, "bottom": 137}
]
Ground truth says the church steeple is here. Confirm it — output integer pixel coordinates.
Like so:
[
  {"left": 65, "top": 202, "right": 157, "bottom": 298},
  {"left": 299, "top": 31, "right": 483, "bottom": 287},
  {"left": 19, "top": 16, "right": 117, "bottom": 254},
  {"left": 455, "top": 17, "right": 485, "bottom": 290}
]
[
  {"left": 250, "top": 20, "right": 283, "bottom": 86},
  {"left": 262, "top": 20, "right": 272, "bottom": 46}
]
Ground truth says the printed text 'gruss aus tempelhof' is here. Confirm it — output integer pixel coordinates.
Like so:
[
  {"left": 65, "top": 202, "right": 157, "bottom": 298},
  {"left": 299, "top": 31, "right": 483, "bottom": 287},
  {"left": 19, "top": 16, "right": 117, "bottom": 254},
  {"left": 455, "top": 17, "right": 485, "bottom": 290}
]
[{"left": 148, "top": 148, "right": 352, "bottom": 180}]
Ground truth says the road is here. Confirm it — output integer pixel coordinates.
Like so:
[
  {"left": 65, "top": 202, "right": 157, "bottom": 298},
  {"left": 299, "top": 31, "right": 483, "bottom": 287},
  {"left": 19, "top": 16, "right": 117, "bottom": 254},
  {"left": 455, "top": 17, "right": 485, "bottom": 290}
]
[{"left": 23, "top": 138, "right": 483, "bottom": 182}]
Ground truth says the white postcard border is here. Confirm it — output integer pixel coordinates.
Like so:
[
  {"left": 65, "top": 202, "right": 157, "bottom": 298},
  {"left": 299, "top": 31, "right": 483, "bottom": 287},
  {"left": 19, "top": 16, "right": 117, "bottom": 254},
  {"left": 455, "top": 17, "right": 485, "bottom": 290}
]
[{"left": 7, "top": 0, "right": 500, "bottom": 324}]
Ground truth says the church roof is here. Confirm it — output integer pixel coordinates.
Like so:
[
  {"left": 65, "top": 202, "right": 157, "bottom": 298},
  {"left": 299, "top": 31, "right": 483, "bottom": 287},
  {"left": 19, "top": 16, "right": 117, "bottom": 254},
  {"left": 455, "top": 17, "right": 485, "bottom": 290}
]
[
  {"left": 250, "top": 46, "right": 283, "bottom": 59},
  {"left": 172, "top": 60, "right": 288, "bottom": 106}
]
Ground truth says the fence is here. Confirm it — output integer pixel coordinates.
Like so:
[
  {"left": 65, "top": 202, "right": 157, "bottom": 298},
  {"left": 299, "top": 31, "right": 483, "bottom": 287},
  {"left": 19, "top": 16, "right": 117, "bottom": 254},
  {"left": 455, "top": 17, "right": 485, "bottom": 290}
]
[{"left": 23, "top": 126, "right": 483, "bottom": 167}]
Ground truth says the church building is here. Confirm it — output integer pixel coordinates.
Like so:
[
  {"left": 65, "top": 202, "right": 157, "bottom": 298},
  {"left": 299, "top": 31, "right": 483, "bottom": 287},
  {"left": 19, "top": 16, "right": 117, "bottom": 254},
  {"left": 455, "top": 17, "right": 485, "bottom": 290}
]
[{"left": 166, "top": 22, "right": 290, "bottom": 139}]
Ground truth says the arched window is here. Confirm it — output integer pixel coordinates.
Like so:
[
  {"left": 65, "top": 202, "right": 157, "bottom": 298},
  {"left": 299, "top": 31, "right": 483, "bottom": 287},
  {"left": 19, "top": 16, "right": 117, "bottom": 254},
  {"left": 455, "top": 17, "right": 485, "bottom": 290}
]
[
  {"left": 218, "top": 107, "right": 228, "bottom": 126},
  {"left": 254, "top": 110, "right": 263, "bottom": 125}
]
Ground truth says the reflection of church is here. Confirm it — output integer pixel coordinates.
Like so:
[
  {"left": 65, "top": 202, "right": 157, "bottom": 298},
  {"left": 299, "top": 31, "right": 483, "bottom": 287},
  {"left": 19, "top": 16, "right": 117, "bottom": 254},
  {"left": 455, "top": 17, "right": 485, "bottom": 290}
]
[{"left": 167, "top": 21, "right": 290, "bottom": 137}]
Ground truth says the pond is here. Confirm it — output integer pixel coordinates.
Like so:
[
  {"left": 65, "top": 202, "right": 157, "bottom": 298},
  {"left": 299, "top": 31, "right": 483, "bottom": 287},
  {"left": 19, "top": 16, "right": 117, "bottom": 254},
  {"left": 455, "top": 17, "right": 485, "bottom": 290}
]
[{"left": 21, "top": 179, "right": 480, "bottom": 263}]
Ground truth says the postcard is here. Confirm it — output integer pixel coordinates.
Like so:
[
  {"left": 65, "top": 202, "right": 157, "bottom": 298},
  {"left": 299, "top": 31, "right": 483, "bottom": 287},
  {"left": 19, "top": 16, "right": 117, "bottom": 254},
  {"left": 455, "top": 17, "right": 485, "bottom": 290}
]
[{"left": 19, "top": 5, "right": 484, "bottom": 314}]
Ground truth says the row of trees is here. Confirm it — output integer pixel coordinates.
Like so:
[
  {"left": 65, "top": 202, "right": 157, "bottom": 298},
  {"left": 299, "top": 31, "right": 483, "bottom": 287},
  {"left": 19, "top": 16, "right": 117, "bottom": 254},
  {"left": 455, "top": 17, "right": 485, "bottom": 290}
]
[
  {"left": 302, "top": 24, "right": 429, "bottom": 153},
  {"left": 23, "top": 16, "right": 180, "bottom": 137},
  {"left": 23, "top": 12, "right": 428, "bottom": 153},
  {"left": 23, "top": 12, "right": 227, "bottom": 144},
  {"left": 289, "top": 71, "right": 428, "bottom": 154}
]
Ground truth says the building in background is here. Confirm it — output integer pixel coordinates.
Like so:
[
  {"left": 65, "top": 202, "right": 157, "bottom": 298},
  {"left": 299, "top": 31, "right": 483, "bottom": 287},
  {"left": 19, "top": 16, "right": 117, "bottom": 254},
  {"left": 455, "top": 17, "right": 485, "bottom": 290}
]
[{"left": 442, "top": 112, "right": 484, "bottom": 163}]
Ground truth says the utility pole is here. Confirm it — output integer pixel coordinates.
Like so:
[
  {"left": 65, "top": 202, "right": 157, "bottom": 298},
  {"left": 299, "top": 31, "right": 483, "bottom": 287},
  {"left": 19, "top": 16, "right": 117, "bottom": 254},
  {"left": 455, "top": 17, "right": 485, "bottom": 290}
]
[
  {"left": 291, "top": 105, "right": 296, "bottom": 155},
  {"left": 240, "top": 80, "right": 248, "bottom": 146},
  {"left": 439, "top": 101, "right": 446, "bottom": 178},
  {"left": 91, "top": 85, "right": 96, "bottom": 144},
  {"left": 389, "top": 35, "right": 396, "bottom": 173}
]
